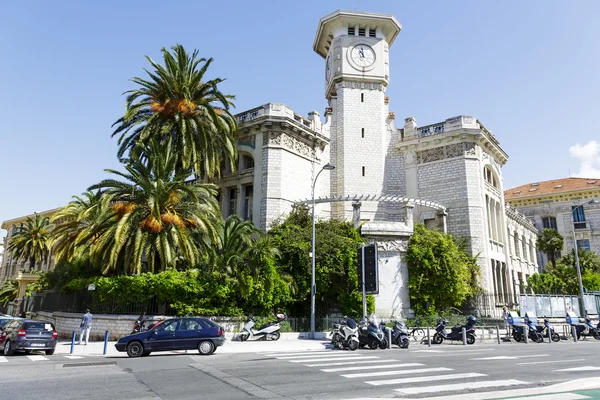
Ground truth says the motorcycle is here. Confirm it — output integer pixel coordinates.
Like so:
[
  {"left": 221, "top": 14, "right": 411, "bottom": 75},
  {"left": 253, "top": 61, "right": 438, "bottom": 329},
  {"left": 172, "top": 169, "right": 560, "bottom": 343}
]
[
  {"left": 358, "top": 314, "right": 387, "bottom": 349},
  {"left": 570, "top": 317, "right": 600, "bottom": 340},
  {"left": 330, "top": 317, "right": 359, "bottom": 351},
  {"left": 131, "top": 313, "right": 157, "bottom": 334},
  {"left": 239, "top": 313, "right": 285, "bottom": 341},
  {"left": 388, "top": 319, "right": 409, "bottom": 349},
  {"left": 432, "top": 316, "right": 477, "bottom": 345},
  {"left": 512, "top": 316, "right": 544, "bottom": 343},
  {"left": 533, "top": 318, "right": 560, "bottom": 342}
]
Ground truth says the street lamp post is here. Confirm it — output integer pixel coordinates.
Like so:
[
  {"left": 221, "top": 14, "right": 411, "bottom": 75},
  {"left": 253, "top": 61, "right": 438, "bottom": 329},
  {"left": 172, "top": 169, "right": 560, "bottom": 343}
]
[
  {"left": 570, "top": 199, "right": 599, "bottom": 317},
  {"left": 311, "top": 163, "right": 335, "bottom": 339}
]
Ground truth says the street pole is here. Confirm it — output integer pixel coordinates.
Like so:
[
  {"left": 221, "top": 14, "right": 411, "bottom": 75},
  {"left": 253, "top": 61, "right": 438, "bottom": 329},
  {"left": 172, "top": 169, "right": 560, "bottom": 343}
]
[{"left": 310, "top": 163, "right": 335, "bottom": 339}]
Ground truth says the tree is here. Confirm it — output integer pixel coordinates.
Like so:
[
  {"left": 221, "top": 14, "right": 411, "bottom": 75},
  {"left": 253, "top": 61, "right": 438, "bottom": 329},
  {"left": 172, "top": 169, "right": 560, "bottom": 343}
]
[
  {"left": 0, "top": 279, "right": 18, "bottom": 306},
  {"left": 536, "top": 228, "right": 564, "bottom": 268},
  {"left": 8, "top": 213, "right": 51, "bottom": 271},
  {"left": 269, "top": 208, "right": 371, "bottom": 318},
  {"left": 406, "top": 224, "right": 482, "bottom": 315},
  {"left": 86, "top": 139, "right": 221, "bottom": 274},
  {"left": 112, "top": 44, "right": 237, "bottom": 179}
]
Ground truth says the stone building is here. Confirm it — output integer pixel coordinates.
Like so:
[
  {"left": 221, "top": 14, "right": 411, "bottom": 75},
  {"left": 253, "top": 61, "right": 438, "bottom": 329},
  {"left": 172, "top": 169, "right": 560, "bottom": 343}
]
[{"left": 505, "top": 177, "right": 600, "bottom": 270}]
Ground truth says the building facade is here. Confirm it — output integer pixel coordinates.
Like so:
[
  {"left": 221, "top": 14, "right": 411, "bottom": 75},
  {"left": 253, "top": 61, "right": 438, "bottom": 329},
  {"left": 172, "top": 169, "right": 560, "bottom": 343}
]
[{"left": 505, "top": 178, "right": 600, "bottom": 270}]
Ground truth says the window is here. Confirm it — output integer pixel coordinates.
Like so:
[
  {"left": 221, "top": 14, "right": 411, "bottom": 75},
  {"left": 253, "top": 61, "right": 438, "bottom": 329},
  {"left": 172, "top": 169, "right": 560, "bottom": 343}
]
[
  {"left": 243, "top": 185, "right": 253, "bottom": 221},
  {"left": 179, "top": 319, "right": 201, "bottom": 331},
  {"left": 242, "top": 155, "right": 254, "bottom": 170},
  {"left": 542, "top": 217, "right": 557, "bottom": 230},
  {"left": 361, "top": 93, "right": 364, "bottom": 102},
  {"left": 529, "top": 240, "right": 535, "bottom": 263},
  {"left": 154, "top": 319, "right": 179, "bottom": 332},
  {"left": 362, "top": 166, "right": 365, "bottom": 177},
  {"left": 228, "top": 187, "right": 237, "bottom": 217},
  {"left": 572, "top": 206, "right": 586, "bottom": 229},
  {"left": 348, "top": 26, "right": 355, "bottom": 35},
  {"left": 577, "top": 239, "right": 591, "bottom": 251},
  {"left": 483, "top": 166, "right": 498, "bottom": 188},
  {"left": 369, "top": 28, "right": 376, "bottom": 37},
  {"left": 199, "top": 318, "right": 218, "bottom": 329},
  {"left": 358, "top": 27, "right": 366, "bottom": 36},
  {"left": 361, "top": 128, "right": 365, "bottom": 138},
  {"left": 521, "top": 235, "right": 528, "bottom": 261},
  {"left": 513, "top": 232, "right": 520, "bottom": 257}
]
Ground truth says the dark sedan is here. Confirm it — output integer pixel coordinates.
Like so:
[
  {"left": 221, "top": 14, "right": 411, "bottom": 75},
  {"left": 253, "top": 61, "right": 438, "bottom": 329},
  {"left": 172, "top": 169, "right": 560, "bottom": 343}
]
[
  {"left": 0, "top": 320, "right": 57, "bottom": 355},
  {"left": 115, "top": 317, "right": 225, "bottom": 357}
]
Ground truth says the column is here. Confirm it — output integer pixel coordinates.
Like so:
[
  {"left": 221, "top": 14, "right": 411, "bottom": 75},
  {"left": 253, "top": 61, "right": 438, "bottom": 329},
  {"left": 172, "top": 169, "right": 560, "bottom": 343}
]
[
  {"left": 437, "top": 210, "right": 448, "bottom": 233},
  {"left": 236, "top": 185, "right": 243, "bottom": 217},
  {"left": 352, "top": 201, "right": 362, "bottom": 229}
]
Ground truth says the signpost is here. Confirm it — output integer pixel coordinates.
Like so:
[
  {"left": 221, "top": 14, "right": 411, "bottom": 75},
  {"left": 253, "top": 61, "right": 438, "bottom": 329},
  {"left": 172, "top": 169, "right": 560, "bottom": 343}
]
[{"left": 357, "top": 243, "right": 379, "bottom": 321}]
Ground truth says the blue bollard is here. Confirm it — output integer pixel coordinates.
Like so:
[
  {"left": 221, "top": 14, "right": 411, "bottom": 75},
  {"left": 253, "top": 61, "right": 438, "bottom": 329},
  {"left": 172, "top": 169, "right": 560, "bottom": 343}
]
[
  {"left": 103, "top": 331, "right": 109, "bottom": 355},
  {"left": 70, "top": 331, "right": 76, "bottom": 354}
]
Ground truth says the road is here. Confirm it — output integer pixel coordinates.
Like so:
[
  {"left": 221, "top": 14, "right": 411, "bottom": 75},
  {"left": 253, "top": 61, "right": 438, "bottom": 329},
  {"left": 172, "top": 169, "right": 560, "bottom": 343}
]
[{"left": 2, "top": 341, "right": 600, "bottom": 399}]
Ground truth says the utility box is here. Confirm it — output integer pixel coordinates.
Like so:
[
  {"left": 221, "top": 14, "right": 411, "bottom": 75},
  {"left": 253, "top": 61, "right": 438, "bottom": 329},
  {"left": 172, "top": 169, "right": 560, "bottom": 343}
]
[
  {"left": 566, "top": 311, "right": 580, "bottom": 325},
  {"left": 507, "top": 311, "right": 521, "bottom": 325}
]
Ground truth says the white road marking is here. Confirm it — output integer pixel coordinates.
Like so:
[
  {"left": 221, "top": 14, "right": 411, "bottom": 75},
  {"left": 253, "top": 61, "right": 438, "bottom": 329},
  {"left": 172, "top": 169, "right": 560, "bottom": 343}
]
[
  {"left": 305, "top": 358, "right": 396, "bottom": 367},
  {"left": 411, "top": 349, "right": 443, "bottom": 353},
  {"left": 342, "top": 366, "right": 452, "bottom": 379},
  {"left": 510, "top": 394, "right": 591, "bottom": 400},
  {"left": 27, "top": 355, "right": 49, "bottom": 361},
  {"left": 290, "top": 355, "right": 380, "bottom": 363},
  {"left": 472, "top": 354, "right": 549, "bottom": 360},
  {"left": 393, "top": 379, "right": 528, "bottom": 395},
  {"left": 262, "top": 351, "right": 335, "bottom": 357},
  {"left": 64, "top": 356, "right": 83, "bottom": 359},
  {"left": 411, "top": 348, "right": 494, "bottom": 353},
  {"left": 321, "top": 362, "right": 424, "bottom": 372},
  {"left": 276, "top": 352, "right": 360, "bottom": 360},
  {"left": 555, "top": 366, "right": 600, "bottom": 372},
  {"left": 0, "top": 356, "right": 7, "bottom": 363},
  {"left": 366, "top": 372, "right": 485, "bottom": 386},
  {"left": 518, "top": 358, "right": 585, "bottom": 365}
]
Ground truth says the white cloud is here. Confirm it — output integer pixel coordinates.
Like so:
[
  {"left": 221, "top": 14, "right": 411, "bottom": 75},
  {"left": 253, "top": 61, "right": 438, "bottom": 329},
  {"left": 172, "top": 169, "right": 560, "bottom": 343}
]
[{"left": 569, "top": 140, "right": 600, "bottom": 178}]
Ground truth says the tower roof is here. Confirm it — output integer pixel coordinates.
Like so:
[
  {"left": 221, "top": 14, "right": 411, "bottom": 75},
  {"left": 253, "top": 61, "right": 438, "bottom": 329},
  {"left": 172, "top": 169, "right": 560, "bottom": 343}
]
[{"left": 313, "top": 10, "right": 402, "bottom": 58}]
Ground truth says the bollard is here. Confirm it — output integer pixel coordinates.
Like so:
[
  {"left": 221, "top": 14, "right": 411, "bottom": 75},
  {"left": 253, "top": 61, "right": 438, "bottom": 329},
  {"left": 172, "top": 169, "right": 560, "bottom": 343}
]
[
  {"left": 427, "top": 326, "right": 431, "bottom": 347},
  {"left": 524, "top": 325, "right": 529, "bottom": 344},
  {"left": 571, "top": 325, "right": 578, "bottom": 342},
  {"left": 548, "top": 328, "right": 552, "bottom": 344},
  {"left": 103, "top": 331, "right": 109, "bottom": 355},
  {"left": 462, "top": 327, "right": 467, "bottom": 345},
  {"left": 70, "top": 331, "right": 76, "bottom": 354},
  {"left": 496, "top": 325, "right": 501, "bottom": 344},
  {"left": 388, "top": 328, "right": 392, "bottom": 349}
]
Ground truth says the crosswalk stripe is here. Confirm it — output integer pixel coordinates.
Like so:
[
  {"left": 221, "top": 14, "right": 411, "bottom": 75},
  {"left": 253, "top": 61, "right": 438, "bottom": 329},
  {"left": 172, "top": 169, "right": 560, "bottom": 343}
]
[
  {"left": 555, "top": 366, "right": 600, "bottom": 372},
  {"left": 507, "top": 394, "right": 591, "bottom": 400},
  {"left": 0, "top": 356, "right": 7, "bottom": 363},
  {"left": 306, "top": 358, "right": 397, "bottom": 367},
  {"left": 366, "top": 372, "right": 485, "bottom": 386},
  {"left": 64, "top": 356, "right": 83, "bottom": 359},
  {"left": 290, "top": 355, "right": 380, "bottom": 363},
  {"left": 27, "top": 355, "right": 49, "bottom": 361},
  {"left": 518, "top": 358, "right": 585, "bottom": 365},
  {"left": 276, "top": 352, "right": 360, "bottom": 360},
  {"left": 321, "top": 362, "right": 424, "bottom": 372},
  {"left": 393, "top": 379, "right": 528, "bottom": 395},
  {"left": 262, "top": 351, "right": 335, "bottom": 357},
  {"left": 342, "top": 366, "right": 452, "bottom": 379}
]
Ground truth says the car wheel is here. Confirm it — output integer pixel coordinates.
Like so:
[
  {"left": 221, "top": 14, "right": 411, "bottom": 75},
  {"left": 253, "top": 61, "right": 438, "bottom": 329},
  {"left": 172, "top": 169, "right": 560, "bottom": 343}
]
[
  {"left": 270, "top": 331, "right": 281, "bottom": 341},
  {"left": 198, "top": 340, "right": 215, "bottom": 356},
  {"left": 126, "top": 341, "right": 144, "bottom": 358},
  {"left": 348, "top": 340, "right": 358, "bottom": 351},
  {"left": 239, "top": 332, "right": 249, "bottom": 342},
  {"left": 45, "top": 349, "right": 55, "bottom": 356},
  {"left": 3, "top": 340, "right": 13, "bottom": 356},
  {"left": 141, "top": 351, "right": 151, "bottom": 357}
]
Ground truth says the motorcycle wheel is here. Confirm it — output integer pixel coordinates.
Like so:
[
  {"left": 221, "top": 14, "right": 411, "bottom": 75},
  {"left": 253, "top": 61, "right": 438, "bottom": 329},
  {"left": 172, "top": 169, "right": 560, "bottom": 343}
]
[
  {"left": 270, "top": 331, "right": 281, "bottom": 341},
  {"left": 348, "top": 340, "right": 358, "bottom": 351},
  {"left": 534, "top": 333, "right": 544, "bottom": 343},
  {"left": 466, "top": 333, "right": 476, "bottom": 345},
  {"left": 593, "top": 330, "right": 600, "bottom": 340},
  {"left": 239, "top": 332, "right": 249, "bottom": 342},
  {"left": 379, "top": 340, "right": 388, "bottom": 350},
  {"left": 432, "top": 333, "right": 443, "bottom": 345},
  {"left": 552, "top": 332, "right": 560, "bottom": 342},
  {"left": 368, "top": 338, "right": 379, "bottom": 349},
  {"left": 399, "top": 337, "right": 409, "bottom": 349}
]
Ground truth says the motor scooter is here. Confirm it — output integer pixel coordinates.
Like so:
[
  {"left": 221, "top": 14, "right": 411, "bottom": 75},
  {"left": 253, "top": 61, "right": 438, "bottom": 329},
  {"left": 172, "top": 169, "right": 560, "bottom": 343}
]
[
  {"left": 239, "top": 314, "right": 285, "bottom": 341},
  {"left": 432, "top": 316, "right": 477, "bottom": 345},
  {"left": 388, "top": 319, "right": 409, "bottom": 348},
  {"left": 331, "top": 317, "right": 359, "bottom": 351},
  {"left": 533, "top": 318, "right": 560, "bottom": 342},
  {"left": 131, "top": 313, "right": 159, "bottom": 334},
  {"left": 358, "top": 314, "right": 386, "bottom": 349},
  {"left": 512, "top": 316, "right": 544, "bottom": 343},
  {"left": 570, "top": 317, "right": 600, "bottom": 340}
]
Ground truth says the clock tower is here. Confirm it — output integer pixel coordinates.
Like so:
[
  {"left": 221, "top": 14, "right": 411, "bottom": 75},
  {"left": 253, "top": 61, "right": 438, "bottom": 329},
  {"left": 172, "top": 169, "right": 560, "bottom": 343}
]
[{"left": 314, "top": 11, "right": 402, "bottom": 221}]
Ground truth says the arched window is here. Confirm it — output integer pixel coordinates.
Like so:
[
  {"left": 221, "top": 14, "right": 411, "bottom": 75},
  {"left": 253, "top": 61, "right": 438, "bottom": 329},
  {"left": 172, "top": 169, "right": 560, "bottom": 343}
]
[
  {"left": 483, "top": 166, "right": 499, "bottom": 189},
  {"left": 529, "top": 240, "right": 536, "bottom": 264},
  {"left": 521, "top": 235, "right": 528, "bottom": 261},
  {"left": 514, "top": 231, "right": 520, "bottom": 257},
  {"left": 241, "top": 154, "right": 254, "bottom": 170}
]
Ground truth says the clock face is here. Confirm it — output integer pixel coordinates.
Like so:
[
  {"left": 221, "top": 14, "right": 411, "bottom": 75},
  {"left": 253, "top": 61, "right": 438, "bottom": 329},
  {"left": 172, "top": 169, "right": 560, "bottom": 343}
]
[
  {"left": 325, "top": 56, "right": 331, "bottom": 81},
  {"left": 351, "top": 44, "right": 375, "bottom": 67}
]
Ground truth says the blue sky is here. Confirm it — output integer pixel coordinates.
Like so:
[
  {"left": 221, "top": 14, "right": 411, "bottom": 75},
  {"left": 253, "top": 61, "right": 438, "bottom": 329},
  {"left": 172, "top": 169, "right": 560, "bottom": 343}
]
[{"left": 1, "top": 1, "right": 599, "bottom": 238}]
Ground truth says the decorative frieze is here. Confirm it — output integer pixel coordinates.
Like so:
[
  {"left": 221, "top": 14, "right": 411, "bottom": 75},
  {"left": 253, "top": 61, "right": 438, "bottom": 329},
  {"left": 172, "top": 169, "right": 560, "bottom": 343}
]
[
  {"left": 334, "top": 81, "right": 384, "bottom": 91},
  {"left": 263, "top": 131, "right": 317, "bottom": 159},
  {"left": 237, "top": 135, "right": 256, "bottom": 148},
  {"left": 416, "top": 142, "right": 478, "bottom": 164}
]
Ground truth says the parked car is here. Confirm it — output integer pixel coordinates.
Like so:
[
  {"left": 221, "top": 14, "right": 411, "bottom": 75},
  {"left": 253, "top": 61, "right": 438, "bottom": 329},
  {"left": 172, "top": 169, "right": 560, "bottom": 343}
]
[
  {"left": 0, "top": 316, "right": 23, "bottom": 328},
  {"left": 115, "top": 317, "right": 225, "bottom": 358},
  {"left": 0, "top": 320, "right": 58, "bottom": 355}
]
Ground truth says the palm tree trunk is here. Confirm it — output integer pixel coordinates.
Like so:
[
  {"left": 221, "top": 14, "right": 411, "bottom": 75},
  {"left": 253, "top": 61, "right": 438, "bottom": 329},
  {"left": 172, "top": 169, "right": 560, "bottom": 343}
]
[{"left": 29, "top": 256, "right": 35, "bottom": 271}]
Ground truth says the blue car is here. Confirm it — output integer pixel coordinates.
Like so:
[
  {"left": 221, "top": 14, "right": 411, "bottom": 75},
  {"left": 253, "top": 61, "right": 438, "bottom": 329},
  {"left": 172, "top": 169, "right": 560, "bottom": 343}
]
[{"left": 115, "top": 317, "right": 225, "bottom": 357}]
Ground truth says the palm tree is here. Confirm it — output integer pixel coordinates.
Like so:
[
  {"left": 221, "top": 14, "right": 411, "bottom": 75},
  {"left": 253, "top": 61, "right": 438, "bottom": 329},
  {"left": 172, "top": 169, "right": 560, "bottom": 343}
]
[
  {"left": 8, "top": 214, "right": 51, "bottom": 271},
  {"left": 536, "top": 228, "right": 564, "bottom": 268},
  {"left": 88, "top": 139, "right": 220, "bottom": 274},
  {"left": 0, "top": 279, "right": 18, "bottom": 306},
  {"left": 112, "top": 44, "right": 237, "bottom": 179},
  {"left": 51, "top": 190, "right": 114, "bottom": 264}
]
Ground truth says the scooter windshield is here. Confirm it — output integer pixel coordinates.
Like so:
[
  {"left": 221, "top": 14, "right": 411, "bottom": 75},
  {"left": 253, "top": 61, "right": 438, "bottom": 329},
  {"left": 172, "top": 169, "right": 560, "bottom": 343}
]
[{"left": 369, "top": 314, "right": 380, "bottom": 326}]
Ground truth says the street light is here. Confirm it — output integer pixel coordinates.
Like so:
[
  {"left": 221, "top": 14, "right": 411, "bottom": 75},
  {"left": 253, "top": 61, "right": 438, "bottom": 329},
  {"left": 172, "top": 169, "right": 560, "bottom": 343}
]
[
  {"left": 311, "top": 163, "right": 335, "bottom": 339},
  {"left": 570, "top": 199, "right": 599, "bottom": 317}
]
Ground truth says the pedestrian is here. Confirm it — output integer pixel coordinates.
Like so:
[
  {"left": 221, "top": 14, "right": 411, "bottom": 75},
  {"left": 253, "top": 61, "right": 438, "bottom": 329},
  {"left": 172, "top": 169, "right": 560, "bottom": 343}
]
[
  {"left": 78, "top": 309, "right": 93, "bottom": 345},
  {"left": 502, "top": 306, "right": 510, "bottom": 338}
]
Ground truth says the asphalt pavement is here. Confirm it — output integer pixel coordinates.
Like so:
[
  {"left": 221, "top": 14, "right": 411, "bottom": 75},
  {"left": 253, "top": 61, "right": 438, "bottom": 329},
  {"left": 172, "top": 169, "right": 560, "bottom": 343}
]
[{"left": 2, "top": 340, "right": 600, "bottom": 399}]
